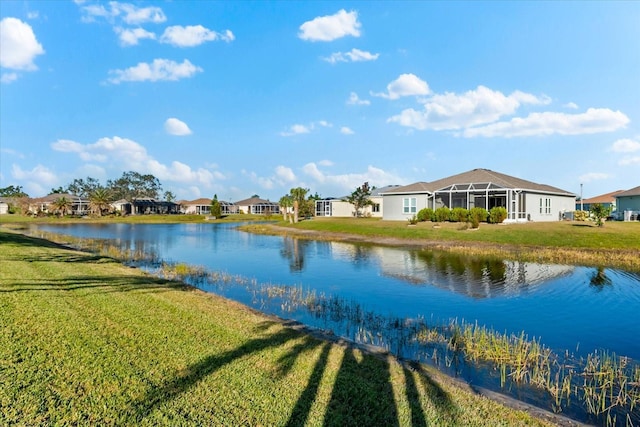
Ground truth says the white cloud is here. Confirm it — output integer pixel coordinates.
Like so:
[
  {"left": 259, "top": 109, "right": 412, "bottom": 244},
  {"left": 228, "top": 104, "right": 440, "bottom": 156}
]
[
  {"left": 388, "top": 85, "right": 569, "bottom": 131},
  {"left": 82, "top": 2, "right": 166, "bottom": 25},
  {"left": 322, "top": 48, "right": 379, "bottom": 64},
  {"left": 579, "top": 172, "right": 610, "bottom": 183},
  {"left": 164, "top": 118, "right": 192, "bottom": 136},
  {"left": 302, "top": 162, "right": 402, "bottom": 192},
  {"left": 347, "top": 92, "right": 370, "bottom": 106},
  {"left": 280, "top": 124, "right": 311, "bottom": 137},
  {"left": 564, "top": 102, "right": 579, "bottom": 109},
  {"left": 619, "top": 156, "right": 640, "bottom": 166},
  {"left": 462, "top": 108, "right": 630, "bottom": 138},
  {"left": 242, "top": 170, "right": 275, "bottom": 190},
  {"left": 372, "top": 73, "right": 430, "bottom": 100},
  {"left": 275, "top": 166, "right": 297, "bottom": 183},
  {"left": 106, "top": 58, "right": 202, "bottom": 84},
  {"left": 510, "top": 91, "right": 551, "bottom": 106},
  {"left": 115, "top": 27, "right": 156, "bottom": 46},
  {"left": 0, "top": 147, "right": 25, "bottom": 159},
  {"left": 0, "top": 17, "right": 45, "bottom": 71},
  {"left": 610, "top": 138, "right": 640, "bottom": 153},
  {"left": 160, "top": 25, "right": 234, "bottom": 47},
  {"left": 115, "top": 3, "right": 166, "bottom": 25},
  {"left": 27, "top": 11, "right": 39, "bottom": 20},
  {"left": 1, "top": 72, "right": 18, "bottom": 84},
  {"left": 11, "top": 164, "right": 58, "bottom": 195},
  {"left": 299, "top": 9, "right": 361, "bottom": 42},
  {"left": 280, "top": 121, "right": 334, "bottom": 136},
  {"left": 340, "top": 126, "right": 355, "bottom": 135},
  {"left": 51, "top": 136, "right": 222, "bottom": 187}
]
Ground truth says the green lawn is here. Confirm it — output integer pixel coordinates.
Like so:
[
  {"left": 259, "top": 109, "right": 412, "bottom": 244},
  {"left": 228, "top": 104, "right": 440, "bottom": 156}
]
[
  {"left": 0, "top": 230, "right": 554, "bottom": 426},
  {"left": 243, "top": 218, "right": 640, "bottom": 271},
  {"left": 275, "top": 217, "right": 640, "bottom": 250}
]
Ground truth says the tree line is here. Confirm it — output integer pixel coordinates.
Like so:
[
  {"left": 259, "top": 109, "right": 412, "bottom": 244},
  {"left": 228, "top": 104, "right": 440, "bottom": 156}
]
[{"left": 0, "top": 171, "right": 174, "bottom": 216}]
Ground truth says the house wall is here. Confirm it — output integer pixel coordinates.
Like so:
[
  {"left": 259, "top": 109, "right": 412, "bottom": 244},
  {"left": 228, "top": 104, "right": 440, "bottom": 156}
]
[
  {"left": 524, "top": 193, "right": 575, "bottom": 222},
  {"left": 618, "top": 196, "right": 640, "bottom": 217},
  {"left": 331, "top": 201, "right": 356, "bottom": 217},
  {"left": 369, "top": 196, "right": 383, "bottom": 218},
  {"left": 183, "top": 205, "right": 210, "bottom": 215},
  {"left": 382, "top": 194, "right": 430, "bottom": 221},
  {"left": 0, "top": 202, "right": 8, "bottom": 215}
]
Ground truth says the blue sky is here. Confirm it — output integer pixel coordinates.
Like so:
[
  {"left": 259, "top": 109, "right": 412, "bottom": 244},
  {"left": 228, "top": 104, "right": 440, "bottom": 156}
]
[{"left": 1, "top": 1, "right": 638, "bottom": 202}]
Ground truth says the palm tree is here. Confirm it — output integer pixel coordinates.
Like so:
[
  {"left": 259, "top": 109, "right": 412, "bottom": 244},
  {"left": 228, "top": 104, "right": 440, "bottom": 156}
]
[
  {"left": 89, "top": 188, "right": 112, "bottom": 217},
  {"left": 289, "top": 187, "right": 309, "bottom": 223},
  {"left": 51, "top": 196, "right": 72, "bottom": 217},
  {"left": 279, "top": 195, "right": 293, "bottom": 223}
]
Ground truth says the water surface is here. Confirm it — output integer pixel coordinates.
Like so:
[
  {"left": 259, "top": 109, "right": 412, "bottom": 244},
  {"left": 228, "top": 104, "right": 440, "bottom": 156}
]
[{"left": 34, "top": 222, "right": 640, "bottom": 360}]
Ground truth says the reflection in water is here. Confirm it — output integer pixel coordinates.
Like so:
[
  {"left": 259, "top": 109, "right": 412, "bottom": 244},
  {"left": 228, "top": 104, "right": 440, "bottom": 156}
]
[
  {"left": 589, "top": 267, "right": 612, "bottom": 289},
  {"left": 280, "top": 237, "right": 308, "bottom": 272},
  {"left": 326, "top": 242, "right": 576, "bottom": 299}
]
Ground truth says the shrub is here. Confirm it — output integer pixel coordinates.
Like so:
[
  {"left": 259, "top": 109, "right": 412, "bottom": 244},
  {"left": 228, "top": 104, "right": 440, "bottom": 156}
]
[
  {"left": 417, "top": 208, "right": 434, "bottom": 222},
  {"left": 469, "top": 207, "right": 488, "bottom": 228},
  {"left": 489, "top": 206, "right": 508, "bottom": 224},
  {"left": 450, "top": 208, "right": 469, "bottom": 223},
  {"left": 407, "top": 215, "right": 418, "bottom": 225},
  {"left": 574, "top": 210, "right": 589, "bottom": 221},
  {"left": 434, "top": 207, "right": 451, "bottom": 222}
]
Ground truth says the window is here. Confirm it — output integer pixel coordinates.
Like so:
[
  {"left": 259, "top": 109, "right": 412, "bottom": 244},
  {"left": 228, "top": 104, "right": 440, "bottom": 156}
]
[
  {"left": 403, "top": 197, "right": 417, "bottom": 214},
  {"left": 372, "top": 203, "right": 380, "bottom": 213},
  {"left": 540, "top": 197, "right": 551, "bottom": 214}
]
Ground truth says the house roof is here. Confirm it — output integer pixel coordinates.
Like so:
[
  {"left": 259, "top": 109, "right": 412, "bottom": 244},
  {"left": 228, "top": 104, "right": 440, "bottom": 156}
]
[
  {"left": 183, "top": 198, "right": 212, "bottom": 206},
  {"left": 616, "top": 185, "right": 640, "bottom": 198},
  {"left": 383, "top": 169, "right": 574, "bottom": 196},
  {"left": 371, "top": 185, "right": 401, "bottom": 197},
  {"left": 31, "top": 193, "right": 87, "bottom": 203},
  {"left": 382, "top": 182, "right": 432, "bottom": 195},
  {"left": 235, "top": 196, "right": 277, "bottom": 206},
  {"left": 581, "top": 190, "right": 625, "bottom": 204}
]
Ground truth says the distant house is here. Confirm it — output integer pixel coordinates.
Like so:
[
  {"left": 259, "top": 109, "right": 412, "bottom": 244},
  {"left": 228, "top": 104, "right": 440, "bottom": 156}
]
[
  {"left": 381, "top": 168, "right": 575, "bottom": 222},
  {"left": 180, "top": 198, "right": 237, "bottom": 215},
  {"left": 235, "top": 196, "right": 279, "bottom": 215},
  {"left": 111, "top": 199, "right": 130, "bottom": 214},
  {"left": 181, "top": 198, "right": 213, "bottom": 215},
  {"left": 315, "top": 185, "right": 400, "bottom": 217},
  {"left": 28, "top": 193, "right": 89, "bottom": 216},
  {"left": 616, "top": 186, "right": 640, "bottom": 221},
  {"left": 0, "top": 198, "right": 9, "bottom": 215},
  {"left": 576, "top": 190, "right": 624, "bottom": 213},
  {"left": 111, "top": 198, "right": 180, "bottom": 215}
]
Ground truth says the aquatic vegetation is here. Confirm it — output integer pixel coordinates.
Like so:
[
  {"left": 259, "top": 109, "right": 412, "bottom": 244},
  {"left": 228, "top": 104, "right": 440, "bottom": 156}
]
[{"left": 25, "top": 229, "right": 640, "bottom": 425}]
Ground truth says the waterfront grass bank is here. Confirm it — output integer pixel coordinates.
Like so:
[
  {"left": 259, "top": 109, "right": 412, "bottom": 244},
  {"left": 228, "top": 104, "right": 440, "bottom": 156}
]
[
  {"left": 240, "top": 219, "right": 640, "bottom": 272},
  {"left": 0, "top": 230, "right": 555, "bottom": 426}
]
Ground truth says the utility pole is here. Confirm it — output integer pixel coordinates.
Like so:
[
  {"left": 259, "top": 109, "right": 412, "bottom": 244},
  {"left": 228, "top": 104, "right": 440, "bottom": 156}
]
[{"left": 580, "top": 183, "right": 583, "bottom": 211}]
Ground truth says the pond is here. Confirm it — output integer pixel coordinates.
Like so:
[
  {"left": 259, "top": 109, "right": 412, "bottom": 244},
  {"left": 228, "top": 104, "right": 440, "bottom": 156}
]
[{"left": 32, "top": 222, "right": 640, "bottom": 424}]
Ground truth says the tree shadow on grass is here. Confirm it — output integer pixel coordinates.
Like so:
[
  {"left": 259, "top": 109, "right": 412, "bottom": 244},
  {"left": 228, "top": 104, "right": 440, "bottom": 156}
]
[
  {"left": 0, "top": 274, "right": 189, "bottom": 294},
  {"left": 0, "top": 230, "right": 69, "bottom": 249},
  {"left": 129, "top": 321, "right": 305, "bottom": 421}
]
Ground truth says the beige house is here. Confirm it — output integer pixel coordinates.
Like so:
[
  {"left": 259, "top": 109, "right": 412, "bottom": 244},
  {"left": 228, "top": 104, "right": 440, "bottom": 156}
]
[
  {"left": 28, "top": 193, "right": 89, "bottom": 216},
  {"left": 315, "top": 185, "right": 399, "bottom": 217},
  {"left": 234, "top": 196, "right": 278, "bottom": 215},
  {"left": 180, "top": 198, "right": 213, "bottom": 215},
  {"left": 382, "top": 168, "right": 575, "bottom": 222},
  {"left": 180, "top": 198, "right": 238, "bottom": 215}
]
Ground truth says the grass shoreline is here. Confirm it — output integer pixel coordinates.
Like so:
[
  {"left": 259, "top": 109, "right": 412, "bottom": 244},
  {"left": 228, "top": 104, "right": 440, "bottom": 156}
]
[
  {"left": 238, "top": 219, "right": 640, "bottom": 272},
  {"left": 1, "top": 229, "right": 574, "bottom": 426}
]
